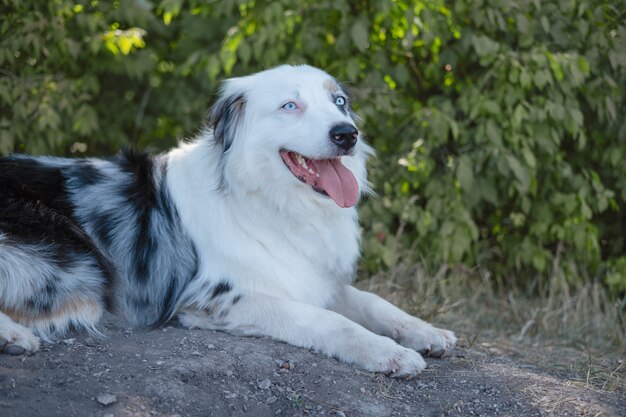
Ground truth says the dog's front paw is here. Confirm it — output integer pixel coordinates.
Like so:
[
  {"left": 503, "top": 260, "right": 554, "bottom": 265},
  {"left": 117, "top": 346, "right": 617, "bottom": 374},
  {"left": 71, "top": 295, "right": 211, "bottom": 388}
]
[
  {"left": 397, "top": 321, "right": 457, "bottom": 358},
  {"left": 354, "top": 336, "right": 426, "bottom": 377},
  {"left": 386, "top": 345, "right": 427, "bottom": 378},
  {"left": 0, "top": 320, "right": 40, "bottom": 355}
]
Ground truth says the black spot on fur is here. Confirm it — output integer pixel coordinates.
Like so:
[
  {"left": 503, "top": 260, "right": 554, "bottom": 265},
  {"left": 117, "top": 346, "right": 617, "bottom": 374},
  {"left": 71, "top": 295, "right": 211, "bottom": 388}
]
[
  {"left": 129, "top": 294, "right": 151, "bottom": 311},
  {"left": 118, "top": 150, "right": 157, "bottom": 282},
  {"left": 90, "top": 210, "right": 115, "bottom": 248},
  {"left": 24, "top": 275, "right": 62, "bottom": 314},
  {"left": 156, "top": 161, "right": 176, "bottom": 224},
  {"left": 211, "top": 281, "right": 232, "bottom": 299},
  {"left": 45, "top": 282, "right": 57, "bottom": 297},
  {"left": 25, "top": 297, "right": 53, "bottom": 314},
  {"left": 66, "top": 160, "right": 105, "bottom": 188},
  {"left": 155, "top": 257, "right": 198, "bottom": 327},
  {"left": 209, "top": 92, "right": 246, "bottom": 152},
  {"left": 0, "top": 156, "right": 73, "bottom": 215},
  {"left": 30, "top": 277, "right": 60, "bottom": 314},
  {"left": 154, "top": 279, "right": 179, "bottom": 326},
  {"left": 232, "top": 295, "right": 242, "bottom": 305}
]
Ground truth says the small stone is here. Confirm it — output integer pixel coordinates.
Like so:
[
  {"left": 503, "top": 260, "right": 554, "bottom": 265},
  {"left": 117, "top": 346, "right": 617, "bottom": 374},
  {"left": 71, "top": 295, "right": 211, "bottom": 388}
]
[
  {"left": 266, "top": 396, "right": 278, "bottom": 404},
  {"left": 258, "top": 378, "right": 272, "bottom": 390},
  {"left": 62, "top": 338, "right": 75, "bottom": 345},
  {"left": 96, "top": 393, "right": 117, "bottom": 406}
]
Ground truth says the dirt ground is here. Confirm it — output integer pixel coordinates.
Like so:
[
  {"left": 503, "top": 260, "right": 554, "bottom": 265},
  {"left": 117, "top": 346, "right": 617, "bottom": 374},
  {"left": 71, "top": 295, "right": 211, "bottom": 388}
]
[{"left": 1, "top": 315, "right": 623, "bottom": 417}]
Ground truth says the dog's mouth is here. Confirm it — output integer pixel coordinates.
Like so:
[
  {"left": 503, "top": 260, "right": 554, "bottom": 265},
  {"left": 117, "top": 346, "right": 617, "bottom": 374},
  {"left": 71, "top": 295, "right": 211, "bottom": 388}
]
[{"left": 279, "top": 150, "right": 359, "bottom": 208}]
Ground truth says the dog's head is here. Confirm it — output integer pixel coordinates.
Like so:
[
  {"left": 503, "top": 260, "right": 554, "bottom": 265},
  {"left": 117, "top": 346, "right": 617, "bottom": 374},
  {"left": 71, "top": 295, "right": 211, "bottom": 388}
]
[{"left": 208, "top": 65, "right": 371, "bottom": 209}]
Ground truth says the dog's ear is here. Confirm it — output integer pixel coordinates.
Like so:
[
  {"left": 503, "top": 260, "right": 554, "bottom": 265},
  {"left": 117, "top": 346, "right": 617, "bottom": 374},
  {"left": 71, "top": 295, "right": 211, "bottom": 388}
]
[{"left": 208, "top": 84, "right": 246, "bottom": 153}]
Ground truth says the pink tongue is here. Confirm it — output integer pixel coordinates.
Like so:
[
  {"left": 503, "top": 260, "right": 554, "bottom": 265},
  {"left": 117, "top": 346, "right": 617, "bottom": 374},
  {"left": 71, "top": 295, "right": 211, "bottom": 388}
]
[{"left": 313, "top": 158, "right": 359, "bottom": 208}]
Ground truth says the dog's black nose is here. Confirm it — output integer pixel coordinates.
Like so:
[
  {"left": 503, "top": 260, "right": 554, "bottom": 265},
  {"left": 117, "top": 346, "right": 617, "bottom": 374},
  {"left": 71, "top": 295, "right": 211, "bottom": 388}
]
[{"left": 329, "top": 123, "right": 358, "bottom": 151}]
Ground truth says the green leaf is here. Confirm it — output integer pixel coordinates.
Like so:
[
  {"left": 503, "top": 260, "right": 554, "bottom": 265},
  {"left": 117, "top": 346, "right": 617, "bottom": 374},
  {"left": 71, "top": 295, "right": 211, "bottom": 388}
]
[
  {"left": 72, "top": 105, "right": 99, "bottom": 135},
  {"left": 482, "top": 100, "right": 500, "bottom": 115},
  {"left": 350, "top": 19, "right": 369, "bottom": 52},
  {"left": 533, "top": 70, "right": 551, "bottom": 88},
  {"left": 540, "top": 16, "right": 550, "bottom": 32},
  {"left": 485, "top": 119, "right": 502, "bottom": 146},
  {"left": 516, "top": 14, "right": 530, "bottom": 34},
  {"left": 450, "top": 230, "right": 471, "bottom": 262},
  {"left": 578, "top": 56, "right": 590, "bottom": 75},
  {"left": 160, "top": 0, "right": 182, "bottom": 26},
  {"left": 479, "top": 178, "right": 498, "bottom": 205},
  {"left": 520, "top": 69, "right": 532, "bottom": 88},
  {"left": 0, "top": 129, "right": 13, "bottom": 154},
  {"left": 471, "top": 34, "right": 499, "bottom": 57},
  {"left": 238, "top": 40, "right": 251, "bottom": 64},
  {"left": 581, "top": 199, "right": 592, "bottom": 219},
  {"left": 532, "top": 251, "right": 546, "bottom": 272},
  {"left": 506, "top": 155, "right": 530, "bottom": 192},
  {"left": 570, "top": 108, "right": 583, "bottom": 127},
  {"left": 605, "top": 97, "right": 616, "bottom": 121},
  {"left": 546, "top": 52, "right": 564, "bottom": 81},
  {"left": 521, "top": 147, "right": 535, "bottom": 168},
  {"left": 346, "top": 58, "right": 360, "bottom": 80},
  {"left": 457, "top": 155, "right": 474, "bottom": 193}
]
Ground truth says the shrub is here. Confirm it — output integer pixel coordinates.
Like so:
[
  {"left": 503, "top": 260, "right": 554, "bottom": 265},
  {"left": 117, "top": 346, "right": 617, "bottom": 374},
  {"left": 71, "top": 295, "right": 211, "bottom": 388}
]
[{"left": 1, "top": 0, "right": 625, "bottom": 294}]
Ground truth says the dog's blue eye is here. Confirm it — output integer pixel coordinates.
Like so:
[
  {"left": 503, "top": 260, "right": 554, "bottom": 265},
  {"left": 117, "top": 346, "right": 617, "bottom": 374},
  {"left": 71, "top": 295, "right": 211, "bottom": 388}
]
[
  {"left": 335, "top": 96, "right": 346, "bottom": 106},
  {"left": 282, "top": 102, "right": 298, "bottom": 111}
]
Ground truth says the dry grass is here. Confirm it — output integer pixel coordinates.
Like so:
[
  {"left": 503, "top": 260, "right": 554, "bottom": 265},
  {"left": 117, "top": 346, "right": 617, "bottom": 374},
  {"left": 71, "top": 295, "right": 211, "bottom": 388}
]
[{"left": 357, "top": 257, "right": 626, "bottom": 393}]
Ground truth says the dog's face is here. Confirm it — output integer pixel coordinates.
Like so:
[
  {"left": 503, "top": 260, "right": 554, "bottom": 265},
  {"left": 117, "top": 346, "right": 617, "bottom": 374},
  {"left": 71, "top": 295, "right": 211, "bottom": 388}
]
[{"left": 209, "top": 65, "right": 370, "bottom": 209}]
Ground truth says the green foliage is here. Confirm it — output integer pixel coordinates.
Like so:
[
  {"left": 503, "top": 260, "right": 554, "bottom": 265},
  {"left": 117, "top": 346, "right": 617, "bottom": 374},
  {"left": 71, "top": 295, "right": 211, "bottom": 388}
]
[{"left": 1, "top": 0, "right": 625, "bottom": 294}]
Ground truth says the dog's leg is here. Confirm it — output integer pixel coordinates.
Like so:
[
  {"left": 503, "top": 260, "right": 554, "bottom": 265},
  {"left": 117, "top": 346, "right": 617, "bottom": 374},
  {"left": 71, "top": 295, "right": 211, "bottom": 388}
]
[
  {"left": 330, "top": 286, "right": 457, "bottom": 357},
  {"left": 0, "top": 235, "right": 108, "bottom": 352},
  {"left": 0, "top": 312, "right": 40, "bottom": 354},
  {"left": 178, "top": 294, "right": 427, "bottom": 377}
]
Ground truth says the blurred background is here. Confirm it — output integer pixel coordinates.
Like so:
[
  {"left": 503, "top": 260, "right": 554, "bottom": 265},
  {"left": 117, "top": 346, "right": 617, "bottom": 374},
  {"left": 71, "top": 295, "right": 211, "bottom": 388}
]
[{"left": 1, "top": 0, "right": 625, "bottom": 367}]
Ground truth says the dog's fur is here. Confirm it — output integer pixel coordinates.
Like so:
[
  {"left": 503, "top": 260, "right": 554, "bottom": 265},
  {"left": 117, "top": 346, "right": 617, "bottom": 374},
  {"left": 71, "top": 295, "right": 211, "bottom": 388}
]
[{"left": 0, "top": 65, "right": 455, "bottom": 376}]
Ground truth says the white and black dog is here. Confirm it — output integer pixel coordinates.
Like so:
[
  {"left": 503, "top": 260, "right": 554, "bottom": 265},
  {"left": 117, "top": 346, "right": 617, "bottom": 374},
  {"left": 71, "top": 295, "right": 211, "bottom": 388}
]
[{"left": 0, "top": 65, "right": 455, "bottom": 377}]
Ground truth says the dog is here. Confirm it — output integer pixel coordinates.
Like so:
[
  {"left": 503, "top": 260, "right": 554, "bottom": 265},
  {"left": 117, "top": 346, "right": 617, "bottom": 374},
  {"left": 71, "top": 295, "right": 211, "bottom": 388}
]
[{"left": 0, "top": 65, "right": 456, "bottom": 376}]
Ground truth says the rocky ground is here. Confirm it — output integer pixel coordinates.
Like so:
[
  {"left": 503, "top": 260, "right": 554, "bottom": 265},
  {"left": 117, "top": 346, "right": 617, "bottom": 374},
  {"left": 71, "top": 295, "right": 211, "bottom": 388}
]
[{"left": 0, "top": 316, "right": 623, "bottom": 417}]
